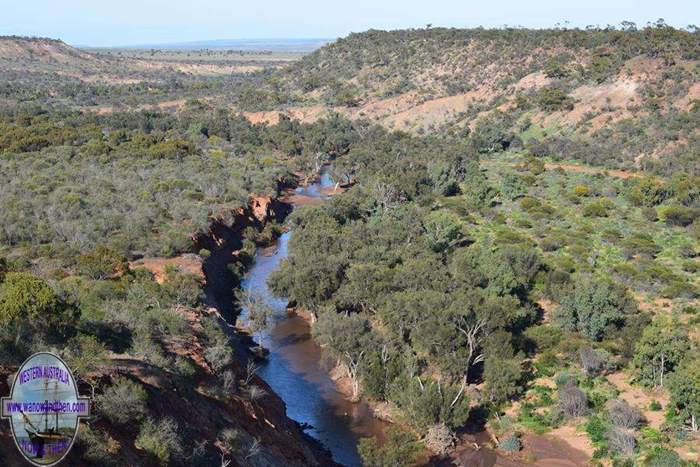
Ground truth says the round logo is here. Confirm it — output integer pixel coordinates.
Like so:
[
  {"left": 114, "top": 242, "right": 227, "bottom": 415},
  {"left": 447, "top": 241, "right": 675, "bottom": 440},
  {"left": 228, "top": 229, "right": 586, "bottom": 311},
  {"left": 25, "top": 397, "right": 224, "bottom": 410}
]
[{"left": 2, "top": 352, "right": 90, "bottom": 466}]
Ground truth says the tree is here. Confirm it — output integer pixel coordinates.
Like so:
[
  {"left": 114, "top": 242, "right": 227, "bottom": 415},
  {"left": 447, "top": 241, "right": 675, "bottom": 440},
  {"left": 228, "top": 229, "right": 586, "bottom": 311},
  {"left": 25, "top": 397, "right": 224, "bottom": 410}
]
[
  {"left": 313, "top": 311, "right": 374, "bottom": 400},
  {"left": 423, "top": 210, "right": 465, "bottom": 252},
  {"left": 389, "top": 375, "right": 470, "bottom": 431},
  {"left": 667, "top": 356, "right": 700, "bottom": 432},
  {"left": 0, "top": 272, "right": 74, "bottom": 344},
  {"left": 554, "top": 275, "right": 637, "bottom": 341},
  {"left": 358, "top": 428, "right": 422, "bottom": 467},
  {"left": 65, "top": 334, "right": 108, "bottom": 398},
  {"left": 461, "top": 161, "right": 495, "bottom": 208},
  {"left": 483, "top": 355, "right": 522, "bottom": 407},
  {"left": 633, "top": 320, "right": 690, "bottom": 388}
]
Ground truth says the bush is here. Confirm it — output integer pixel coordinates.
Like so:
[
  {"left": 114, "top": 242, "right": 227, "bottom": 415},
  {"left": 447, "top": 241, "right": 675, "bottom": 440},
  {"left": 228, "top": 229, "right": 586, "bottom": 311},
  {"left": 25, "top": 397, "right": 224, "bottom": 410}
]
[
  {"left": 643, "top": 447, "right": 683, "bottom": 467},
  {"left": 557, "top": 381, "right": 588, "bottom": 418},
  {"left": 579, "top": 347, "right": 613, "bottom": 377},
  {"left": 499, "top": 435, "right": 522, "bottom": 452},
  {"left": 76, "top": 246, "right": 127, "bottom": 280},
  {"left": 661, "top": 205, "right": 698, "bottom": 227},
  {"left": 554, "top": 275, "right": 637, "bottom": 341},
  {"left": 607, "top": 399, "right": 644, "bottom": 429},
  {"left": 97, "top": 376, "right": 148, "bottom": 425},
  {"left": 75, "top": 425, "right": 120, "bottom": 466},
  {"left": 607, "top": 427, "right": 636, "bottom": 456},
  {"left": 358, "top": 427, "right": 422, "bottom": 467},
  {"left": 536, "top": 86, "right": 575, "bottom": 111},
  {"left": 585, "top": 414, "right": 610, "bottom": 445},
  {"left": 424, "top": 423, "right": 456, "bottom": 456},
  {"left": 136, "top": 417, "right": 183, "bottom": 465},
  {"left": 525, "top": 324, "right": 563, "bottom": 352},
  {"left": 583, "top": 200, "right": 610, "bottom": 217}
]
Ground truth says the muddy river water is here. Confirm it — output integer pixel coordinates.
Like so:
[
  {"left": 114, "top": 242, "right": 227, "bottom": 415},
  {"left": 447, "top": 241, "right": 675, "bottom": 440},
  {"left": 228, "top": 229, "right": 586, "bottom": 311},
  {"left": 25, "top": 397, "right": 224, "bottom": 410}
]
[{"left": 239, "top": 169, "right": 390, "bottom": 467}]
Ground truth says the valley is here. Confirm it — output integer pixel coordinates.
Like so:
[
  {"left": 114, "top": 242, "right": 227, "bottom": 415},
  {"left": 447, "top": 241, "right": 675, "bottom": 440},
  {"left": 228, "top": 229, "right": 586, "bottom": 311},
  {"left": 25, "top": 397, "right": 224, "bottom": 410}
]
[{"left": 0, "top": 21, "right": 699, "bottom": 467}]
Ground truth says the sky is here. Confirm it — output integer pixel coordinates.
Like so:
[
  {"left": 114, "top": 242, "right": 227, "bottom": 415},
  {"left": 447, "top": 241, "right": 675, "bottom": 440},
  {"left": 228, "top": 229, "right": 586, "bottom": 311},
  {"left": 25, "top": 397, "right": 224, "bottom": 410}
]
[{"left": 0, "top": 0, "right": 698, "bottom": 47}]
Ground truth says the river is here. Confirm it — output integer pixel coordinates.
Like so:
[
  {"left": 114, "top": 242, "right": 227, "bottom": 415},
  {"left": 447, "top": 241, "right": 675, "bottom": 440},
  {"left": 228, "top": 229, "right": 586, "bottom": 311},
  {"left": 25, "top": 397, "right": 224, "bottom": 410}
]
[{"left": 238, "top": 168, "right": 390, "bottom": 467}]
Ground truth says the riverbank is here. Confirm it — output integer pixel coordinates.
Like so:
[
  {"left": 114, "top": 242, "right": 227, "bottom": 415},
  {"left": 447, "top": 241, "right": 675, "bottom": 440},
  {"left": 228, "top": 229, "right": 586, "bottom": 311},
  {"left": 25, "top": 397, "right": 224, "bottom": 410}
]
[{"left": 234, "top": 167, "right": 393, "bottom": 467}]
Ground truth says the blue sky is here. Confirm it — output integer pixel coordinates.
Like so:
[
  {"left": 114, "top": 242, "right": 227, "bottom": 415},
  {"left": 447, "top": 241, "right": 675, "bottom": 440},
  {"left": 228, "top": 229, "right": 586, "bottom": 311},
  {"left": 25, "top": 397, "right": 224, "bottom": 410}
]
[{"left": 0, "top": 0, "right": 697, "bottom": 47}]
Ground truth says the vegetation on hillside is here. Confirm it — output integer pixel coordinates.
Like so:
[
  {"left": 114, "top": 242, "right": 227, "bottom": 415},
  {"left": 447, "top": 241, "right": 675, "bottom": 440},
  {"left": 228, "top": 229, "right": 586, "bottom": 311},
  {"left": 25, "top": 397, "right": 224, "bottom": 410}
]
[{"left": 0, "top": 23, "right": 698, "bottom": 466}]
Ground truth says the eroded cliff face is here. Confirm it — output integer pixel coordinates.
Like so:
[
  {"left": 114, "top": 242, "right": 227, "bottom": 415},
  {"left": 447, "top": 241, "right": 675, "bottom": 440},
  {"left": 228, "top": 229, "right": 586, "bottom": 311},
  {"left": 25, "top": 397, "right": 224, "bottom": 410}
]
[
  {"left": 194, "top": 195, "right": 291, "bottom": 321},
  {"left": 0, "top": 194, "right": 335, "bottom": 467}
]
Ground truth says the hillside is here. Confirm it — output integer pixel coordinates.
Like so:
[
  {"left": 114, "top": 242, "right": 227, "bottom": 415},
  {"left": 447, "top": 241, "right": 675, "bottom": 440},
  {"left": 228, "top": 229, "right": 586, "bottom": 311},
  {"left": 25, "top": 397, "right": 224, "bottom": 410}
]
[
  {"left": 0, "top": 25, "right": 699, "bottom": 467},
  {"left": 0, "top": 36, "right": 106, "bottom": 72},
  {"left": 0, "top": 36, "right": 97, "bottom": 65},
  {"left": 239, "top": 24, "right": 700, "bottom": 175}
]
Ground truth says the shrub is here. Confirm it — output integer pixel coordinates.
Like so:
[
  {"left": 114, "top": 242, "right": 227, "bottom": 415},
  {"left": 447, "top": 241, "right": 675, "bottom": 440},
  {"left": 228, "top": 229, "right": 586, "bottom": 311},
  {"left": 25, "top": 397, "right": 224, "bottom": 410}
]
[
  {"left": 607, "top": 399, "right": 644, "bottom": 429},
  {"left": 424, "top": 423, "right": 456, "bottom": 456},
  {"left": 358, "top": 427, "right": 422, "bottom": 467},
  {"left": 554, "top": 275, "right": 637, "bottom": 341},
  {"left": 607, "top": 427, "right": 636, "bottom": 456},
  {"left": 204, "top": 343, "right": 232, "bottom": 373},
  {"left": 642, "top": 207, "right": 658, "bottom": 222},
  {"left": 536, "top": 86, "right": 575, "bottom": 111},
  {"left": 76, "top": 246, "right": 127, "bottom": 280},
  {"left": 574, "top": 185, "right": 590, "bottom": 197},
  {"left": 499, "top": 435, "right": 522, "bottom": 452},
  {"left": 96, "top": 376, "right": 148, "bottom": 425},
  {"left": 583, "top": 200, "right": 610, "bottom": 217},
  {"left": 649, "top": 400, "right": 662, "bottom": 411},
  {"left": 162, "top": 269, "right": 203, "bottom": 307},
  {"left": 628, "top": 178, "right": 668, "bottom": 207},
  {"left": 585, "top": 414, "right": 610, "bottom": 445},
  {"left": 136, "top": 417, "right": 183, "bottom": 465},
  {"left": 525, "top": 325, "right": 563, "bottom": 351},
  {"left": 557, "top": 381, "right": 588, "bottom": 418},
  {"left": 643, "top": 447, "right": 683, "bottom": 467},
  {"left": 75, "top": 425, "right": 120, "bottom": 466},
  {"left": 661, "top": 205, "right": 698, "bottom": 227},
  {"left": 579, "top": 347, "right": 613, "bottom": 377}
]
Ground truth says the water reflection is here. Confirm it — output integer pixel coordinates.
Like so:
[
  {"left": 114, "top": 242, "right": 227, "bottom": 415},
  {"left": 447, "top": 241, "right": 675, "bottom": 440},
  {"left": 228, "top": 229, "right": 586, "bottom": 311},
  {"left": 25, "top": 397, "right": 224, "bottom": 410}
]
[{"left": 239, "top": 168, "right": 388, "bottom": 467}]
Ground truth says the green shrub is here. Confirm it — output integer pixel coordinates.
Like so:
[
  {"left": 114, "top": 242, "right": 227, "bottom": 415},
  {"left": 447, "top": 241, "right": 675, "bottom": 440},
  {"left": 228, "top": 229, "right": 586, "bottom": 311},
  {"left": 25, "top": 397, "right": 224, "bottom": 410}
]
[
  {"left": 76, "top": 246, "right": 127, "bottom": 280},
  {"left": 525, "top": 324, "right": 563, "bottom": 351},
  {"left": 358, "top": 428, "right": 422, "bottom": 467},
  {"left": 536, "top": 86, "right": 575, "bottom": 111},
  {"left": 97, "top": 376, "right": 148, "bottom": 425},
  {"left": 661, "top": 205, "right": 698, "bottom": 227},
  {"left": 583, "top": 200, "right": 610, "bottom": 217},
  {"left": 75, "top": 425, "right": 120, "bottom": 466},
  {"left": 643, "top": 447, "right": 683, "bottom": 467},
  {"left": 585, "top": 414, "right": 611, "bottom": 445},
  {"left": 499, "top": 435, "right": 522, "bottom": 452},
  {"left": 136, "top": 417, "right": 183, "bottom": 465}
]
